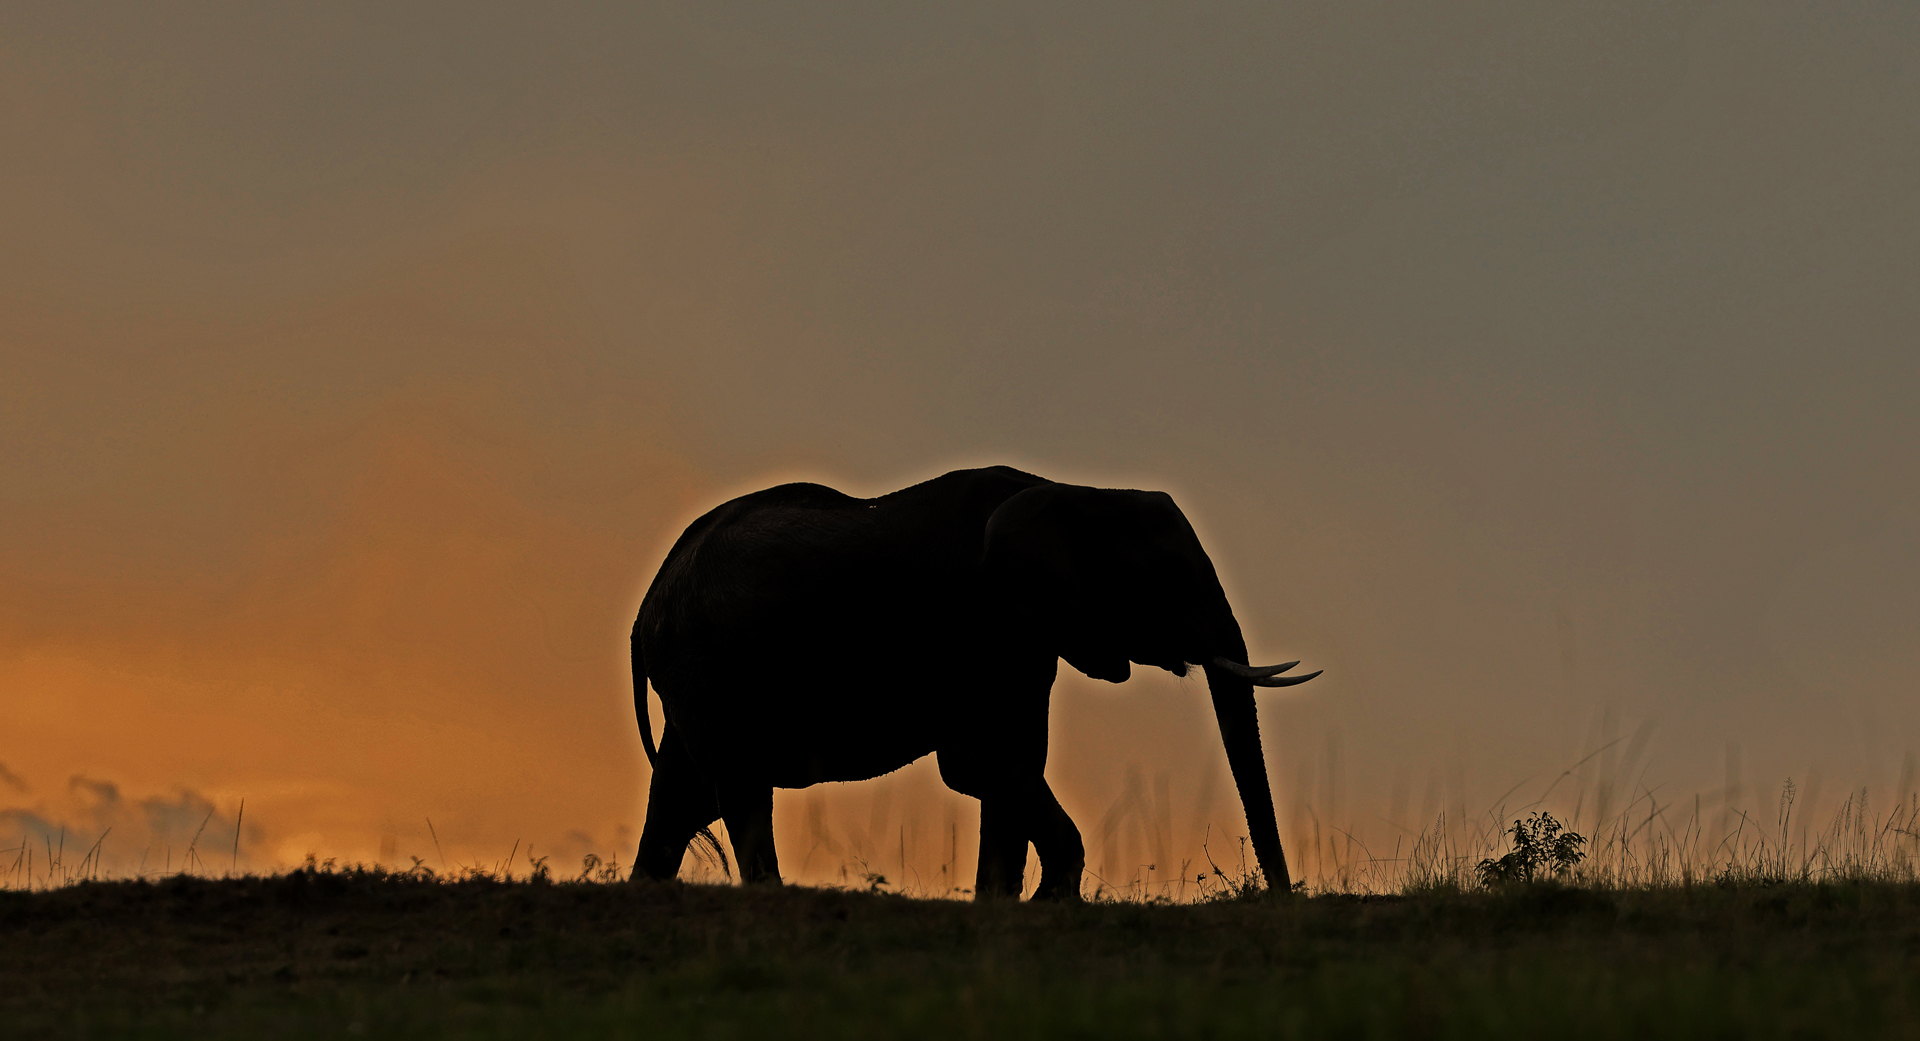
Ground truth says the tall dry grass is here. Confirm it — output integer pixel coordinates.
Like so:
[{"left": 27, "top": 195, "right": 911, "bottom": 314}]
[
  {"left": 9, "top": 761, "right": 1919, "bottom": 900},
  {"left": 1373, "top": 782, "right": 1920, "bottom": 895}
]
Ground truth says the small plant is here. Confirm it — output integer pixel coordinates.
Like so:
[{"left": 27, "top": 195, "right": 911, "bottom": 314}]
[
  {"left": 1477, "top": 812, "right": 1586, "bottom": 887},
  {"left": 1195, "top": 831, "right": 1271, "bottom": 901},
  {"left": 300, "top": 853, "right": 340, "bottom": 874}
]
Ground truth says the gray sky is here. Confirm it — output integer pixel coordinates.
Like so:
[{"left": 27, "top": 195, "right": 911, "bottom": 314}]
[{"left": 4, "top": 0, "right": 1917, "bottom": 886}]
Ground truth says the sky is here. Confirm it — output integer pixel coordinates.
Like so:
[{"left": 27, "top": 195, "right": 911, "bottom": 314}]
[{"left": 4, "top": 0, "right": 1918, "bottom": 892}]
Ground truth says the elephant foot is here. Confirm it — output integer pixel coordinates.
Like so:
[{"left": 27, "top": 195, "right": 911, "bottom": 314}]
[{"left": 1029, "top": 876, "right": 1084, "bottom": 903}]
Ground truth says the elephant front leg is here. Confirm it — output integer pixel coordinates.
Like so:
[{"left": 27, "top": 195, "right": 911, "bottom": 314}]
[
  {"left": 972, "top": 782, "right": 1085, "bottom": 902},
  {"left": 936, "top": 668, "right": 1068, "bottom": 900},
  {"left": 1027, "top": 782, "right": 1085, "bottom": 902}
]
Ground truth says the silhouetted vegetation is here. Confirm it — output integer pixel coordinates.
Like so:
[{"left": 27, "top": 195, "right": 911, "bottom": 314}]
[
  {"left": 7, "top": 779, "right": 1920, "bottom": 1037},
  {"left": 1477, "top": 813, "right": 1588, "bottom": 887},
  {"left": 6, "top": 863, "right": 1920, "bottom": 1039}
]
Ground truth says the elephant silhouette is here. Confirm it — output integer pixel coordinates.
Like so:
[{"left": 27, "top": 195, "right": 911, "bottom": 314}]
[{"left": 630, "top": 465, "right": 1318, "bottom": 899}]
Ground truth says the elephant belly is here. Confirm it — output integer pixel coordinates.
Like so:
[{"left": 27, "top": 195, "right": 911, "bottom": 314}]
[
  {"left": 653, "top": 662, "right": 956, "bottom": 788},
  {"left": 763, "top": 735, "right": 939, "bottom": 788},
  {"left": 749, "top": 675, "right": 947, "bottom": 787},
  {"left": 642, "top": 576, "right": 1026, "bottom": 788}
]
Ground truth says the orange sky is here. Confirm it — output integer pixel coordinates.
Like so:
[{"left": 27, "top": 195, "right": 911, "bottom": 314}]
[{"left": 5, "top": 1, "right": 1919, "bottom": 891}]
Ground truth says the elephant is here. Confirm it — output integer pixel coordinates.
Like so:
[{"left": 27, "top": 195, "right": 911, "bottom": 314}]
[{"left": 629, "top": 465, "right": 1319, "bottom": 899}]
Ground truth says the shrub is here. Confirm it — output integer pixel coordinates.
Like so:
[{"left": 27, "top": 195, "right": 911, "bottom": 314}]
[{"left": 1477, "top": 813, "right": 1586, "bottom": 887}]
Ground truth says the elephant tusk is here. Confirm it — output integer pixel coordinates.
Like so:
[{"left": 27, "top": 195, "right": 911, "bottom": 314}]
[
  {"left": 1251, "top": 670, "right": 1322, "bottom": 687},
  {"left": 1208, "top": 656, "right": 1301, "bottom": 679}
]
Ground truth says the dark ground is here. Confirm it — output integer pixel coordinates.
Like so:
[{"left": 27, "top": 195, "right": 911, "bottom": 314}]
[{"left": 4, "top": 870, "right": 1919, "bottom": 1039}]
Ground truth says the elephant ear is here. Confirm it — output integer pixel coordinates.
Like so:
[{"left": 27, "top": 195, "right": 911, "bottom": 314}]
[{"left": 980, "top": 485, "right": 1134, "bottom": 683}]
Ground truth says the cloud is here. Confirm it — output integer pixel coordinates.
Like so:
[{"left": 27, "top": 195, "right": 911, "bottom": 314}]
[
  {"left": 0, "top": 809, "right": 58, "bottom": 847},
  {"left": 1, "top": 774, "right": 251, "bottom": 881}
]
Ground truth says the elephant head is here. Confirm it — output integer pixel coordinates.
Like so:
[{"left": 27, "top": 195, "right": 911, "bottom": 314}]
[{"left": 979, "top": 482, "right": 1319, "bottom": 893}]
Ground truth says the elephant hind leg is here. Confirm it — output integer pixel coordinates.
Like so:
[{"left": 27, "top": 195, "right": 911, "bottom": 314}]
[
  {"left": 717, "top": 781, "right": 781, "bottom": 885},
  {"left": 635, "top": 727, "right": 720, "bottom": 882},
  {"left": 974, "top": 796, "right": 1031, "bottom": 899}
]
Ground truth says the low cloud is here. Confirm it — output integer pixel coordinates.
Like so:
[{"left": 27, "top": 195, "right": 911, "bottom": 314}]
[{"left": 1, "top": 770, "right": 257, "bottom": 884}]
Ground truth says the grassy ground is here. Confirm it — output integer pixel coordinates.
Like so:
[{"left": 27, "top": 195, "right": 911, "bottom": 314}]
[{"left": 5, "top": 870, "right": 1920, "bottom": 1039}]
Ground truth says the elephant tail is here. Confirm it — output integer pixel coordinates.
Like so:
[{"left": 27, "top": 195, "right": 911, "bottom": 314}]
[{"left": 633, "top": 625, "right": 658, "bottom": 769}]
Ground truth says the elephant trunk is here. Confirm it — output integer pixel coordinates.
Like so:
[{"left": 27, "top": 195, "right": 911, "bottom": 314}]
[{"left": 1203, "top": 628, "right": 1292, "bottom": 894}]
